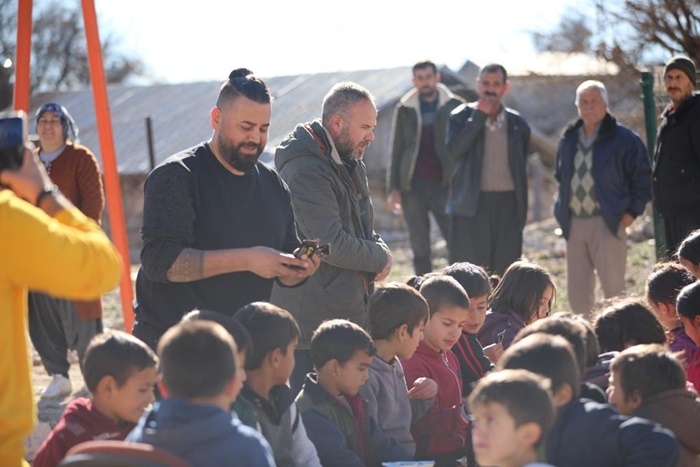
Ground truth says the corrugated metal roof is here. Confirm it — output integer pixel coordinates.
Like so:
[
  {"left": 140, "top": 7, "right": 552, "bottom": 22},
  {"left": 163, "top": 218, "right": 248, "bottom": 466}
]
[{"left": 29, "top": 66, "right": 417, "bottom": 174}]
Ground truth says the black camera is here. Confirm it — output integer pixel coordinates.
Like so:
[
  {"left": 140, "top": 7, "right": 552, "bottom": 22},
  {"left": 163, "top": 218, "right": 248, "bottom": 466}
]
[{"left": 0, "top": 111, "right": 27, "bottom": 172}]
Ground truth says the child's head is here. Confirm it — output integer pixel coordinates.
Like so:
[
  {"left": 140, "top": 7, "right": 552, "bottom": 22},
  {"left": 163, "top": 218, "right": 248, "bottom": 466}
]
[
  {"left": 489, "top": 260, "right": 555, "bottom": 325},
  {"left": 468, "top": 369, "right": 555, "bottom": 467},
  {"left": 234, "top": 301, "right": 300, "bottom": 384},
  {"left": 646, "top": 262, "right": 696, "bottom": 329},
  {"left": 498, "top": 333, "right": 580, "bottom": 405},
  {"left": 182, "top": 309, "right": 253, "bottom": 364},
  {"left": 368, "top": 283, "right": 429, "bottom": 359},
  {"left": 677, "top": 229, "right": 700, "bottom": 279},
  {"left": 593, "top": 299, "right": 666, "bottom": 353},
  {"left": 83, "top": 330, "right": 158, "bottom": 423},
  {"left": 443, "top": 262, "right": 492, "bottom": 335},
  {"left": 418, "top": 275, "right": 470, "bottom": 351},
  {"left": 607, "top": 344, "right": 686, "bottom": 415},
  {"left": 560, "top": 314, "right": 600, "bottom": 370},
  {"left": 677, "top": 281, "right": 700, "bottom": 346},
  {"left": 310, "top": 319, "right": 376, "bottom": 396},
  {"left": 514, "top": 316, "right": 589, "bottom": 377},
  {"left": 158, "top": 320, "right": 243, "bottom": 406}
]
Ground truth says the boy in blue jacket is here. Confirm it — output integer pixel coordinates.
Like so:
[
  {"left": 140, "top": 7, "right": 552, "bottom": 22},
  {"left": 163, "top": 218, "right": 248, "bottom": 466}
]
[
  {"left": 127, "top": 320, "right": 274, "bottom": 467},
  {"left": 296, "top": 319, "right": 412, "bottom": 467}
]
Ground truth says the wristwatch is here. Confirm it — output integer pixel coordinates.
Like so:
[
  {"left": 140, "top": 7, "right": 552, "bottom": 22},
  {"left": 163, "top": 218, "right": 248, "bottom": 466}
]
[{"left": 35, "top": 184, "right": 59, "bottom": 206}]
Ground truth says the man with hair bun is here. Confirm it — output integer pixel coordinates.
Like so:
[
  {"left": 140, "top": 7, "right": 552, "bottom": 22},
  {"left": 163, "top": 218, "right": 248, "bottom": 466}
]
[{"left": 133, "top": 68, "right": 319, "bottom": 351}]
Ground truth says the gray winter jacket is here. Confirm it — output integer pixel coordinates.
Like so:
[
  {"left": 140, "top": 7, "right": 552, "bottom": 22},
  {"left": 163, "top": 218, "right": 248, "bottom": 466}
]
[{"left": 270, "top": 120, "right": 390, "bottom": 348}]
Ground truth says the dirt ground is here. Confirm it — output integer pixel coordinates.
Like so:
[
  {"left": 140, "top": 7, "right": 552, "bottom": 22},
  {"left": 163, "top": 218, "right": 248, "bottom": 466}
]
[{"left": 24, "top": 221, "right": 658, "bottom": 462}]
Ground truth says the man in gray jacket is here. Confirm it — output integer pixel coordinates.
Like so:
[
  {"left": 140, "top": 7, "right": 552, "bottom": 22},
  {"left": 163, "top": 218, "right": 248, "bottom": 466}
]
[
  {"left": 447, "top": 63, "right": 531, "bottom": 277},
  {"left": 271, "top": 82, "right": 392, "bottom": 392}
]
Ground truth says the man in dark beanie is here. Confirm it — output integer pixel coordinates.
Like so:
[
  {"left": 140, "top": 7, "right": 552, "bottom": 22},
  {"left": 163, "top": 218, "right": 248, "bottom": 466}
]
[
  {"left": 29, "top": 102, "right": 106, "bottom": 399},
  {"left": 652, "top": 55, "right": 700, "bottom": 256}
]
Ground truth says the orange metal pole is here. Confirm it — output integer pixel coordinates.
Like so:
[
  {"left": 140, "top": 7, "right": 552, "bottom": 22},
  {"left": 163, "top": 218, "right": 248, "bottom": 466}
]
[
  {"left": 80, "top": 0, "right": 135, "bottom": 332},
  {"left": 13, "top": 0, "right": 32, "bottom": 112}
]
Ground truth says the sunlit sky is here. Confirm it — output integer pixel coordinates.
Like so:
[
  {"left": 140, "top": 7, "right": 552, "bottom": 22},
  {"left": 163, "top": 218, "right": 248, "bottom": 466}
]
[{"left": 94, "top": 0, "right": 584, "bottom": 83}]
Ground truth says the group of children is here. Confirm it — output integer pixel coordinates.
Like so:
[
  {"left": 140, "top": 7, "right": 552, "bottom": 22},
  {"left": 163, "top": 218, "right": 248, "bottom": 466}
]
[{"left": 31, "top": 229, "right": 700, "bottom": 467}]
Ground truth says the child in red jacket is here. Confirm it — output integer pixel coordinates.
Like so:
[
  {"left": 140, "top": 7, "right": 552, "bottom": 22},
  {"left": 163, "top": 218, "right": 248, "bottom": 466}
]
[
  {"left": 32, "top": 330, "right": 158, "bottom": 467},
  {"left": 402, "top": 275, "right": 471, "bottom": 466}
]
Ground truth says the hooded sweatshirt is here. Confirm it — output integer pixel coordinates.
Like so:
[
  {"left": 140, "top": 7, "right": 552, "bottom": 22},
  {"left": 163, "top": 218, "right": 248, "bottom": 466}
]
[
  {"left": 33, "top": 398, "right": 133, "bottom": 467},
  {"left": 126, "top": 397, "right": 274, "bottom": 467},
  {"left": 477, "top": 308, "right": 527, "bottom": 349}
]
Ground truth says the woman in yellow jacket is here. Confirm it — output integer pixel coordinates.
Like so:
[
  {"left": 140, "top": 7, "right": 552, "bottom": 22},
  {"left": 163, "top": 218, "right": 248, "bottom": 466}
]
[{"left": 0, "top": 147, "right": 122, "bottom": 467}]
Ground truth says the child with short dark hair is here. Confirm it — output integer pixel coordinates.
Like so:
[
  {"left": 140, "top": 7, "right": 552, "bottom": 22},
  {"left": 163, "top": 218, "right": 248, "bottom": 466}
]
[
  {"left": 127, "top": 320, "right": 274, "bottom": 466},
  {"left": 234, "top": 301, "right": 321, "bottom": 467},
  {"left": 647, "top": 262, "right": 698, "bottom": 360},
  {"left": 467, "top": 369, "right": 555, "bottom": 467},
  {"left": 443, "top": 262, "right": 497, "bottom": 395},
  {"left": 678, "top": 229, "right": 700, "bottom": 279},
  {"left": 499, "top": 333, "right": 680, "bottom": 467},
  {"left": 401, "top": 275, "right": 472, "bottom": 465},
  {"left": 296, "top": 319, "right": 411, "bottom": 467},
  {"left": 182, "top": 308, "right": 253, "bottom": 361},
  {"left": 478, "top": 260, "right": 556, "bottom": 350},
  {"left": 677, "top": 282, "right": 700, "bottom": 391},
  {"left": 608, "top": 343, "right": 700, "bottom": 466},
  {"left": 33, "top": 330, "right": 158, "bottom": 467},
  {"left": 594, "top": 299, "right": 666, "bottom": 353},
  {"left": 359, "top": 283, "right": 434, "bottom": 456}
]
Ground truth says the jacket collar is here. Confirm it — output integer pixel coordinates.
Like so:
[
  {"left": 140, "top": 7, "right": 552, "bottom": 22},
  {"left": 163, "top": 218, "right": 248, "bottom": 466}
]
[
  {"left": 399, "top": 82, "right": 456, "bottom": 110},
  {"left": 562, "top": 112, "right": 617, "bottom": 140},
  {"left": 241, "top": 383, "right": 296, "bottom": 424},
  {"left": 661, "top": 92, "right": 700, "bottom": 118}
]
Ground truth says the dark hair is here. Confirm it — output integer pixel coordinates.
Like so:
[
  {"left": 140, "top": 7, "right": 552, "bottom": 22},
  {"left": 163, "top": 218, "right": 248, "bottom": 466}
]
[
  {"left": 234, "top": 301, "right": 300, "bottom": 370},
  {"left": 419, "top": 275, "right": 470, "bottom": 316},
  {"left": 498, "top": 333, "right": 580, "bottom": 398},
  {"left": 678, "top": 229, "right": 700, "bottom": 264},
  {"left": 610, "top": 344, "right": 686, "bottom": 401},
  {"left": 83, "top": 330, "right": 158, "bottom": 393},
  {"left": 443, "top": 262, "right": 492, "bottom": 299},
  {"left": 646, "top": 262, "right": 696, "bottom": 304},
  {"left": 158, "top": 320, "right": 237, "bottom": 399},
  {"left": 182, "top": 309, "right": 253, "bottom": 360},
  {"left": 677, "top": 281, "right": 700, "bottom": 319},
  {"left": 480, "top": 63, "right": 508, "bottom": 82},
  {"left": 468, "top": 369, "right": 554, "bottom": 446},
  {"left": 321, "top": 82, "right": 375, "bottom": 127},
  {"left": 413, "top": 60, "right": 438, "bottom": 75},
  {"left": 594, "top": 299, "right": 666, "bottom": 353},
  {"left": 368, "top": 283, "right": 429, "bottom": 340},
  {"left": 310, "top": 319, "right": 376, "bottom": 370},
  {"left": 489, "top": 260, "right": 555, "bottom": 324},
  {"left": 406, "top": 272, "right": 440, "bottom": 290},
  {"left": 216, "top": 68, "right": 271, "bottom": 108},
  {"left": 513, "top": 316, "right": 589, "bottom": 376},
  {"left": 560, "top": 314, "right": 600, "bottom": 369}
]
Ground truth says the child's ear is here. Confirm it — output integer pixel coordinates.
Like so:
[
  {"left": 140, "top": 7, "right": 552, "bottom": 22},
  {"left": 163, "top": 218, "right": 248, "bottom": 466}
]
[
  {"left": 693, "top": 315, "right": 700, "bottom": 329},
  {"left": 396, "top": 324, "right": 410, "bottom": 341},
  {"left": 552, "top": 384, "right": 574, "bottom": 407},
  {"left": 270, "top": 348, "right": 282, "bottom": 368},
  {"left": 328, "top": 358, "right": 341, "bottom": 376},
  {"left": 157, "top": 377, "right": 169, "bottom": 398},
  {"left": 627, "top": 390, "right": 643, "bottom": 412},
  {"left": 517, "top": 421, "right": 542, "bottom": 448},
  {"left": 96, "top": 375, "right": 117, "bottom": 398}
]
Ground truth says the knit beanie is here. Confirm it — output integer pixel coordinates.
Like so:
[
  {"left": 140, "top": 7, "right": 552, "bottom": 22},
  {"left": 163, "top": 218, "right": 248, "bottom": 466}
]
[
  {"left": 664, "top": 55, "right": 697, "bottom": 86},
  {"left": 35, "top": 103, "right": 80, "bottom": 143}
]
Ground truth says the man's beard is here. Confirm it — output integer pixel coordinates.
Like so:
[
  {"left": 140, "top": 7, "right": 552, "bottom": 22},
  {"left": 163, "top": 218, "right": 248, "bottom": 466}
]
[
  {"left": 217, "top": 135, "right": 263, "bottom": 173},
  {"left": 334, "top": 126, "right": 368, "bottom": 162}
]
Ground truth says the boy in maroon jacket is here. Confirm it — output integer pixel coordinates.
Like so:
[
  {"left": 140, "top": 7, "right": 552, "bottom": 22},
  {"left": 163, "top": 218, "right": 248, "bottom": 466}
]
[
  {"left": 401, "top": 275, "right": 471, "bottom": 466},
  {"left": 32, "top": 330, "right": 158, "bottom": 467}
]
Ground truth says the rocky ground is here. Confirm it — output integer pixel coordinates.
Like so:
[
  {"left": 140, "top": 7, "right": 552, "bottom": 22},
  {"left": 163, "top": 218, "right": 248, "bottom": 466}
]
[{"left": 24, "top": 217, "right": 659, "bottom": 462}]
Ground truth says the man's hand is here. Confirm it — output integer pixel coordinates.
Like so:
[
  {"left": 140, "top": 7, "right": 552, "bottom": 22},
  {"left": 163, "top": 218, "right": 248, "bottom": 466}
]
[
  {"left": 375, "top": 254, "right": 393, "bottom": 282},
  {"left": 386, "top": 189, "right": 402, "bottom": 213},
  {"left": 246, "top": 246, "right": 316, "bottom": 281},
  {"left": 408, "top": 377, "right": 438, "bottom": 400},
  {"left": 476, "top": 94, "right": 499, "bottom": 117},
  {"left": 621, "top": 213, "right": 635, "bottom": 229},
  {"left": 277, "top": 248, "right": 321, "bottom": 286}
]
